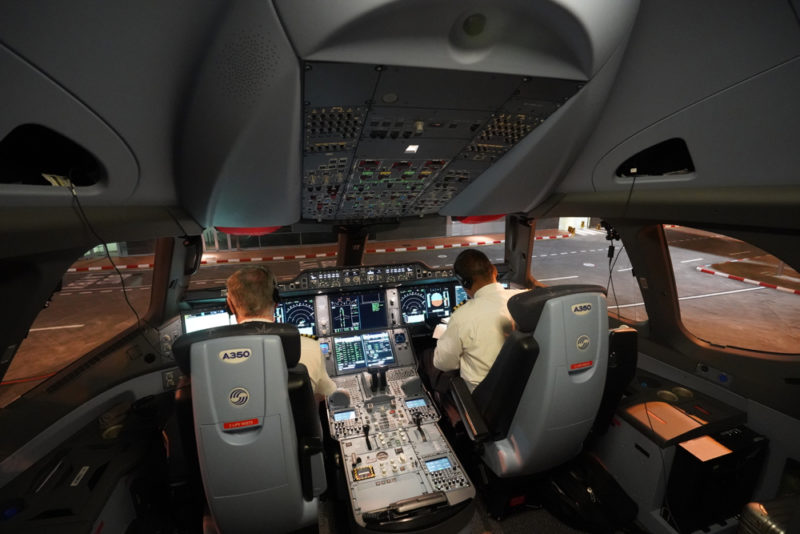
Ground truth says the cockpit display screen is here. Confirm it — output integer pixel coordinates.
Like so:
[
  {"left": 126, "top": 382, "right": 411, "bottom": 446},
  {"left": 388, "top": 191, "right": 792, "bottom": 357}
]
[
  {"left": 182, "top": 307, "right": 234, "bottom": 333},
  {"left": 333, "top": 410, "right": 356, "bottom": 421},
  {"left": 454, "top": 285, "right": 468, "bottom": 306},
  {"left": 405, "top": 398, "right": 427, "bottom": 409},
  {"left": 329, "top": 290, "right": 387, "bottom": 333},
  {"left": 399, "top": 285, "right": 452, "bottom": 324},
  {"left": 275, "top": 296, "right": 316, "bottom": 336},
  {"left": 362, "top": 331, "right": 394, "bottom": 367},
  {"left": 333, "top": 335, "right": 365, "bottom": 372},
  {"left": 425, "top": 457, "right": 453, "bottom": 472},
  {"left": 334, "top": 331, "right": 395, "bottom": 372}
]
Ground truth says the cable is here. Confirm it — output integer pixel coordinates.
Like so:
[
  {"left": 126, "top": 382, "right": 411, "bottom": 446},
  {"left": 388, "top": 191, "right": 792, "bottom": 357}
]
[
  {"left": 68, "top": 181, "right": 146, "bottom": 331},
  {"left": 623, "top": 175, "right": 637, "bottom": 217},
  {"left": 606, "top": 243, "right": 626, "bottom": 318}
]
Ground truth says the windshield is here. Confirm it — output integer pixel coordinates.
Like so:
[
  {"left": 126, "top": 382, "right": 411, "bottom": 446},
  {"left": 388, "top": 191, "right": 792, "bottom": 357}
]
[{"left": 0, "top": 241, "right": 155, "bottom": 407}]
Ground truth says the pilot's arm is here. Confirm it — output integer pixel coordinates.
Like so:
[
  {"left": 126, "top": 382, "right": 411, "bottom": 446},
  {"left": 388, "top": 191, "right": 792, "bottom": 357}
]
[
  {"left": 432, "top": 316, "right": 462, "bottom": 372},
  {"left": 300, "top": 336, "right": 337, "bottom": 401}
]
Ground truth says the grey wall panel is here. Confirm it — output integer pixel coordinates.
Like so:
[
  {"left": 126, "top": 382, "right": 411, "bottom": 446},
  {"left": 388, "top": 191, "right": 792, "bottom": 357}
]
[
  {"left": 0, "top": 47, "right": 137, "bottom": 206},
  {"left": 559, "top": 0, "right": 800, "bottom": 195},
  {"left": 178, "top": 0, "right": 302, "bottom": 228},
  {"left": 276, "top": 0, "right": 639, "bottom": 80},
  {"left": 0, "top": 0, "right": 227, "bottom": 207},
  {"left": 592, "top": 58, "right": 800, "bottom": 191},
  {"left": 441, "top": 34, "right": 630, "bottom": 216}
]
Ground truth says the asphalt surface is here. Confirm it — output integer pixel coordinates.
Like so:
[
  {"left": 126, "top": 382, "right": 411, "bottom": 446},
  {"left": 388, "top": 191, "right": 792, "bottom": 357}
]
[{"left": 2, "top": 227, "right": 798, "bottom": 407}]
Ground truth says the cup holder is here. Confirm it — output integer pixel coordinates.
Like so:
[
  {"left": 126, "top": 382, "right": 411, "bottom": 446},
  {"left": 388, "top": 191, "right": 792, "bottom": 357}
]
[
  {"left": 657, "top": 390, "right": 679, "bottom": 402},
  {"left": 672, "top": 386, "right": 694, "bottom": 399}
]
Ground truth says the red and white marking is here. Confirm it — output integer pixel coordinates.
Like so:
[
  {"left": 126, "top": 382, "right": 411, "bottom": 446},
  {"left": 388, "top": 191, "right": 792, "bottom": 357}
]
[
  {"left": 366, "top": 239, "right": 506, "bottom": 253},
  {"left": 696, "top": 265, "right": 800, "bottom": 295},
  {"left": 65, "top": 236, "right": 561, "bottom": 272}
]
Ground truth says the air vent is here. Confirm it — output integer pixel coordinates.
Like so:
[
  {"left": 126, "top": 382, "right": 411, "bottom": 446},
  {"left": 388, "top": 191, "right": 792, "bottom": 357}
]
[
  {"left": 616, "top": 138, "right": 695, "bottom": 178},
  {"left": 0, "top": 124, "right": 105, "bottom": 187}
]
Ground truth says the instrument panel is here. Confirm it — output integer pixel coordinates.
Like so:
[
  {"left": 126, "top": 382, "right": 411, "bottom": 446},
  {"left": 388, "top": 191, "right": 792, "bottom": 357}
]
[{"left": 277, "top": 262, "right": 454, "bottom": 292}]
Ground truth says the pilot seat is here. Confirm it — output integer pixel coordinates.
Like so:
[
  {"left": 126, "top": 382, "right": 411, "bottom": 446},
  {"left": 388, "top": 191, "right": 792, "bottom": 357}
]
[
  {"left": 172, "top": 322, "right": 325, "bottom": 534},
  {"left": 448, "top": 285, "right": 612, "bottom": 518}
]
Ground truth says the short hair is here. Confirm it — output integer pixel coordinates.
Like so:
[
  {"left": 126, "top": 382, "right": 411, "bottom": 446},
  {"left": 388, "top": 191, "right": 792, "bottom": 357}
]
[
  {"left": 453, "top": 249, "right": 495, "bottom": 289},
  {"left": 226, "top": 266, "right": 277, "bottom": 318}
]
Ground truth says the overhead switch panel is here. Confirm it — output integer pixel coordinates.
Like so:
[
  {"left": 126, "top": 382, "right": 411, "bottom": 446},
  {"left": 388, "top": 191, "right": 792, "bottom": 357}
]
[{"left": 302, "top": 62, "right": 581, "bottom": 221}]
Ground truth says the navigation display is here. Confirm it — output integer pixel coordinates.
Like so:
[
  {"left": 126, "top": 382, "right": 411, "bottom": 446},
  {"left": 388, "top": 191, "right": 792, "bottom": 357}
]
[
  {"left": 275, "top": 296, "right": 316, "bottom": 335},
  {"left": 182, "top": 307, "right": 234, "bottom": 333},
  {"left": 333, "top": 331, "right": 396, "bottom": 372},
  {"left": 329, "top": 290, "right": 387, "bottom": 333},
  {"left": 399, "top": 285, "right": 452, "bottom": 324}
]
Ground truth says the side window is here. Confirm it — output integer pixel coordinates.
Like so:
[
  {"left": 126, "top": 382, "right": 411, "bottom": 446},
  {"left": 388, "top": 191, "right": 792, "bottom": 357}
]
[
  {"left": 530, "top": 217, "right": 648, "bottom": 323},
  {"left": 0, "top": 241, "right": 155, "bottom": 407},
  {"left": 665, "top": 225, "right": 799, "bottom": 354}
]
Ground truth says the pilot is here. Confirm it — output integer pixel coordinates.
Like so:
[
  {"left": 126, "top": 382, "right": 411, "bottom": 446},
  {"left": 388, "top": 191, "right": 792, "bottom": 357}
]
[
  {"left": 226, "top": 266, "right": 336, "bottom": 402},
  {"left": 422, "top": 249, "right": 525, "bottom": 394}
]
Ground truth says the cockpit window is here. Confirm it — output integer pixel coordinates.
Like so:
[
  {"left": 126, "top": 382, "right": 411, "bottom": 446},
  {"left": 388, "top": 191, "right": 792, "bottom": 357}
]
[
  {"left": 0, "top": 241, "right": 155, "bottom": 407},
  {"left": 190, "top": 220, "right": 507, "bottom": 289},
  {"left": 665, "top": 225, "right": 800, "bottom": 354},
  {"left": 530, "top": 217, "right": 648, "bottom": 323}
]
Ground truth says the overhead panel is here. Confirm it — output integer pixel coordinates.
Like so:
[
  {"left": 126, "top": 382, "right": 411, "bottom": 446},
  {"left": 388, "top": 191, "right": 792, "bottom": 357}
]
[{"left": 302, "top": 62, "right": 581, "bottom": 221}]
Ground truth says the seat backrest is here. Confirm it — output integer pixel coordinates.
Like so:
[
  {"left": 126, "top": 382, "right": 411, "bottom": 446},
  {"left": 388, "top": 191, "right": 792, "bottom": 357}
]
[
  {"left": 477, "top": 285, "right": 609, "bottom": 478},
  {"left": 172, "top": 322, "right": 324, "bottom": 534}
]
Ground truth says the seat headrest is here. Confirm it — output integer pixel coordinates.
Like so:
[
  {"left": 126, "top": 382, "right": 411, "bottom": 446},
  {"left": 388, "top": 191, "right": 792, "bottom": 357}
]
[
  {"left": 508, "top": 285, "right": 607, "bottom": 332},
  {"left": 172, "top": 322, "right": 301, "bottom": 374}
]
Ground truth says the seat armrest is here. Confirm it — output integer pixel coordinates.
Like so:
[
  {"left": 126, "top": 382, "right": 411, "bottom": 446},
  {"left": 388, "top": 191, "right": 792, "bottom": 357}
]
[
  {"left": 449, "top": 376, "right": 490, "bottom": 442},
  {"left": 298, "top": 436, "right": 325, "bottom": 501}
]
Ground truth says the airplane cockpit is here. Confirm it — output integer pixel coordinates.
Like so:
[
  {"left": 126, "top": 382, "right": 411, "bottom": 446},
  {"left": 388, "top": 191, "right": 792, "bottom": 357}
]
[{"left": 1, "top": 1, "right": 800, "bottom": 533}]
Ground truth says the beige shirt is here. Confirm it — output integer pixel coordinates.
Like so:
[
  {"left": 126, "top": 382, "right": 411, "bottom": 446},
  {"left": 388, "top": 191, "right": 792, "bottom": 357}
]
[
  {"left": 238, "top": 318, "right": 336, "bottom": 397},
  {"left": 433, "top": 283, "right": 525, "bottom": 390}
]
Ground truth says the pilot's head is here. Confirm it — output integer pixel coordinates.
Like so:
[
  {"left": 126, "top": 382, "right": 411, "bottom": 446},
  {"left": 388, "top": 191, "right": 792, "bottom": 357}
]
[
  {"left": 225, "top": 266, "right": 279, "bottom": 321},
  {"left": 453, "top": 249, "right": 497, "bottom": 297}
]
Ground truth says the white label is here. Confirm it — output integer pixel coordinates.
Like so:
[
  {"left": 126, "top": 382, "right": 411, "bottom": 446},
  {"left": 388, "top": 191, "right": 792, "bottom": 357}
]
[
  {"left": 70, "top": 465, "right": 90, "bottom": 487},
  {"left": 218, "top": 348, "right": 252, "bottom": 364},
  {"left": 571, "top": 303, "right": 592, "bottom": 315}
]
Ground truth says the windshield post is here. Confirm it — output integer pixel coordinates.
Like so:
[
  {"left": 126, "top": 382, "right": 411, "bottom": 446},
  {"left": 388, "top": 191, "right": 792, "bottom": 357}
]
[{"left": 503, "top": 215, "right": 536, "bottom": 288}]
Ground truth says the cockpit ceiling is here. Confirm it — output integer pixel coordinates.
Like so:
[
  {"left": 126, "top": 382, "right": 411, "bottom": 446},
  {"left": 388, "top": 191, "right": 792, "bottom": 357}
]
[{"left": 302, "top": 63, "right": 582, "bottom": 222}]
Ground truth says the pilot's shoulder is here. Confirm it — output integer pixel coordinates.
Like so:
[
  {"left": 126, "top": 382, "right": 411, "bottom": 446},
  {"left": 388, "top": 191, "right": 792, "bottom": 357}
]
[
  {"left": 298, "top": 334, "right": 320, "bottom": 349},
  {"left": 451, "top": 298, "right": 474, "bottom": 316}
]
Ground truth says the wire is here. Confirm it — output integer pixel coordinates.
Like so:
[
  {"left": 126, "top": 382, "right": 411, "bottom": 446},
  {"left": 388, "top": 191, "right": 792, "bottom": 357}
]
[
  {"left": 623, "top": 175, "right": 637, "bottom": 217},
  {"left": 69, "top": 182, "right": 146, "bottom": 330},
  {"left": 606, "top": 243, "right": 626, "bottom": 318}
]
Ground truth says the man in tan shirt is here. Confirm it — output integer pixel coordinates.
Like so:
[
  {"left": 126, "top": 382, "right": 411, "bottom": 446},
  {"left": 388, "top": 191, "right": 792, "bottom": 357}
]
[{"left": 226, "top": 266, "right": 336, "bottom": 401}]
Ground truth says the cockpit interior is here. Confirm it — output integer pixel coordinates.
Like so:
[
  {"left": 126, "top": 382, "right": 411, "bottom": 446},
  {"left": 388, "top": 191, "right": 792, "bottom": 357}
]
[{"left": 1, "top": 1, "right": 799, "bottom": 533}]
